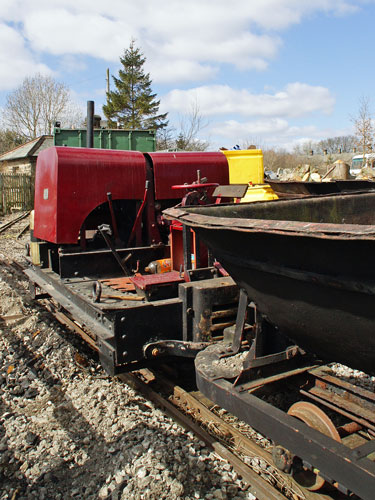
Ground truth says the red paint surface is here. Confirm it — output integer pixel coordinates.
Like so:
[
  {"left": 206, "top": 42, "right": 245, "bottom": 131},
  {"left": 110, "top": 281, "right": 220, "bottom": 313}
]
[
  {"left": 147, "top": 152, "right": 229, "bottom": 200},
  {"left": 34, "top": 147, "right": 147, "bottom": 244},
  {"left": 130, "top": 271, "right": 184, "bottom": 290}
]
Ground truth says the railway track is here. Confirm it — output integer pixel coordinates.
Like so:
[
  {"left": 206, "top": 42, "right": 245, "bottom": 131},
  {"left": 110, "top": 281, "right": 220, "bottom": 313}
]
[
  {"left": 122, "top": 370, "right": 290, "bottom": 500},
  {"left": 1, "top": 257, "right": 355, "bottom": 500},
  {"left": 0, "top": 212, "right": 29, "bottom": 235},
  {"left": 121, "top": 369, "right": 347, "bottom": 500}
]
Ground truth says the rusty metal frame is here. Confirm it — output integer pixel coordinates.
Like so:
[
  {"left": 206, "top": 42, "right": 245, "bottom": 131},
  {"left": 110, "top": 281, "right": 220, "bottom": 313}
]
[
  {"left": 165, "top": 192, "right": 375, "bottom": 240},
  {"left": 195, "top": 345, "right": 375, "bottom": 500},
  {"left": 178, "top": 276, "right": 239, "bottom": 342},
  {"left": 302, "top": 366, "right": 375, "bottom": 432}
]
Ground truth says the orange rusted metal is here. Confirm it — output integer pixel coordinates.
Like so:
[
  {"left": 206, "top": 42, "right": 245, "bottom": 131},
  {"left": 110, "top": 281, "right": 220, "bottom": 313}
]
[{"left": 100, "top": 277, "right": 136, "bottom": 292}]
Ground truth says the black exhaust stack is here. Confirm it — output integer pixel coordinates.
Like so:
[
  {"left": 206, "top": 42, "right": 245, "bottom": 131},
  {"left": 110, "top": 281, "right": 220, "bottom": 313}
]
[{"left": 87, "top": 100, "right": 94, "bottom": 148}]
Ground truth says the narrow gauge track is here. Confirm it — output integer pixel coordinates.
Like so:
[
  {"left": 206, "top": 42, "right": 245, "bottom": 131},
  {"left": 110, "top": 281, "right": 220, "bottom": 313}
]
[
  {"left": 120, "top": 369, "right": 348, "bottom": 500},
  {"left": 0, "top": 212, "right": 29, "bottom": 235},
  {"left": 1, "top": 257, "right": 354, "bottom": 500}
]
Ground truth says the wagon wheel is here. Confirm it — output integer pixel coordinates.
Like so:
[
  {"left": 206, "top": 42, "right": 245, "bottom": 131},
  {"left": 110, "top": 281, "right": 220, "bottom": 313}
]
[{"left": 287, "top": 401, "right": 341, "bottom": 491}]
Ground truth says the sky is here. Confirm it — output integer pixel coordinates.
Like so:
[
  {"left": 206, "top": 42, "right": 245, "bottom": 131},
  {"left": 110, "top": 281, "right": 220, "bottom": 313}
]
[{"left": 0, "top": 0, "right": 375, "bottom": 151}]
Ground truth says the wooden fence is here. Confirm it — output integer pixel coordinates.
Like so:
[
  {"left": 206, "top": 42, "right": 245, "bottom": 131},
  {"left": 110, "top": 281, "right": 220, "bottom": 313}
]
[{"left": 0, "top": 174, "right": 34, "bottom": 214}]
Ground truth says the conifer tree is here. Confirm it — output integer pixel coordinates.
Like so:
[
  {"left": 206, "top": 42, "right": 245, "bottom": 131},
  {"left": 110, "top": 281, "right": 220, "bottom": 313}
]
[{"left": 103, "top": 40, "right": 168, "bottom": 130}]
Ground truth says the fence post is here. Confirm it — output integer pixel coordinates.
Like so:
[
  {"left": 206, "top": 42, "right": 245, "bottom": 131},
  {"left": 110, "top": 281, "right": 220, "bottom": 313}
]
[
  {"left": 0, "top": 173, "right": 34, "bottom": 214},
  {"left": 0, "top": 174, "right": 3, "bottom": 214}
]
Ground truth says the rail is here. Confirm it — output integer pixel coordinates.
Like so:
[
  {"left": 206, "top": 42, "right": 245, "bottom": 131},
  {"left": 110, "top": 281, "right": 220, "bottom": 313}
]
[
  {"left": 1, "top": 257, "right": 361, "bottom": 500},
  {"left": 0, "top": 211, "right": 29, "bottom": 234}
]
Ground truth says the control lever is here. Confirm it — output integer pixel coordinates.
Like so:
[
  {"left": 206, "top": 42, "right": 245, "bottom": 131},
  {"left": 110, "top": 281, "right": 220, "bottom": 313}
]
[
  {"left": 98, "top": 224, "right": 130, "bottom": 276},
  {"left": 106, "top": 192, "right": 120, "bottom": 243}
]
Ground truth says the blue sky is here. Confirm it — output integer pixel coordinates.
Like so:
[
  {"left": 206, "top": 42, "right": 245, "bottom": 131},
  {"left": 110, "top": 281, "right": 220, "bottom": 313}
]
[{"left": 0, "top": 0, "right": 374, "bottom": 150}]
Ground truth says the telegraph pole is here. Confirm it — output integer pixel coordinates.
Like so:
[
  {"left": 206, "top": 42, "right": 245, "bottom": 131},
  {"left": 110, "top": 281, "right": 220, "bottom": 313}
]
[{"left": 106, "top": 68, "right": 110, "bottom": 102}]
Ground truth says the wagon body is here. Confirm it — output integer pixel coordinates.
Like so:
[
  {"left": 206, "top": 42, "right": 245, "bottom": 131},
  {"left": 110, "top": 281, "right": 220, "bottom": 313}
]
[{"left": 166, "top": 192, "right": 375, "bottom": 374}]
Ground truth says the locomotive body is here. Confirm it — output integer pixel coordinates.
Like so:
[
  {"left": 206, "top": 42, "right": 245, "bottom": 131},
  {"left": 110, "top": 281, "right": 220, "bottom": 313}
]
[{"left": 27, "top": 146, "right": 243, "bottom": 373}]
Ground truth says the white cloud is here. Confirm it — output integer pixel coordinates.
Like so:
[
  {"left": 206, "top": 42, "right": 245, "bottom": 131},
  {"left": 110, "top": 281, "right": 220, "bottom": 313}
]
[
  {"left": 146, "top": 60, "right": 218, "bottom": 84},
  {"left": 211, "top": 118, "right": 290, "bottom": 137},
  {"left": 0, "top": 0, "right": 368, "bottom": 85},
  {"left": 146, "top": 31, "right": 280, "bottom": 71},
  {"left": 0, "top": 23, "right": 51, "bottom": 90},
  {"left": 232, "top": 1, "right": 359, "bottom": 30},
  {"left": 22, "top": 10, "right": 129, "bottom": 60},
  {"left": 207, "top": 118, "right": 349, "bottom": 150},
  {"left": 161, "top": 83, "right": 335, "bottom": 118},
  {"left": 0, "top": 0, "right": 365, "bottom": 149},
  {"left": 59, "top": 55, "right": 88, "bottom": 74}
]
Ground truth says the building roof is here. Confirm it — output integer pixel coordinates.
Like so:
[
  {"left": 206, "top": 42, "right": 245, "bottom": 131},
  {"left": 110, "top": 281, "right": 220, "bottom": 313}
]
[{"left": 0, "top": 135, "right": 53, "bottom": 162}]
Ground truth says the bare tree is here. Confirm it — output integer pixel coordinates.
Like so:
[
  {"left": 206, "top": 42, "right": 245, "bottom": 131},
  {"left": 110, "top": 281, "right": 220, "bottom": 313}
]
[
  {"left": 351, "top": 96, "right": 374, "bottom": 162},
  {"left": 156, "top": 100, "right": 209, "bottom": 151},
  {"left": 263, "top": 147, "right": 300, "bottom": 172},
  {"left": 315, "top": 135, "right": 357, "bottom": 154},
  {"left": 240, "top": 139, "right": 263, "bottom": 150},
  {"left": 300, "top": 140, "right": 316, "bottom": 155},
  {"left": 61, "top": 102, "right": 86, "bottom": 130},
  {"left": 156, "top": 126, "right": 175, "bottom": 151},
  {"left": 2, "top": 74, "right": 82, "bottom": 140},
  {"left": 175, "top": 101, "right": 209, "bottom": 151}
]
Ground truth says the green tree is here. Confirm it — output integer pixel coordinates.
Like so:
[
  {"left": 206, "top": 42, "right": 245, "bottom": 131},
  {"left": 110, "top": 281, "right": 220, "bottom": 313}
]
[
  {"left": 0, "top": 129, "right": 25, "bottom": 154},
  {"left": 103, "top": 40, "right": 168, "bottom": 130}
]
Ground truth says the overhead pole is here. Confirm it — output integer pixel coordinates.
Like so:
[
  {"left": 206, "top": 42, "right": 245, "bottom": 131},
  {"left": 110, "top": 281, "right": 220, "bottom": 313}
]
[
  {"left": 86, "top": 100, "right": 94, "bottom": 148},
  {"left": 106, "top": 68, "right": 110, "bottom": 100}
]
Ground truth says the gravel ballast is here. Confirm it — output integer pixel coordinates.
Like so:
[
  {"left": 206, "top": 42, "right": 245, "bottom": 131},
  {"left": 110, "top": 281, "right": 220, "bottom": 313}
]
[
  {"left": 0, "top": 213, "right": 256, "bottom": 500},
  {"left": 2, "top": 212, "right": 374, "bottom": 500}
]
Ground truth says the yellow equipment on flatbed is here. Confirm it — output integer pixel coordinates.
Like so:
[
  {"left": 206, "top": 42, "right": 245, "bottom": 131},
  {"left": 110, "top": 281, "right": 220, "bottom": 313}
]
[{"left": 221, "top": 149, "right": 278, "bottom": 202}]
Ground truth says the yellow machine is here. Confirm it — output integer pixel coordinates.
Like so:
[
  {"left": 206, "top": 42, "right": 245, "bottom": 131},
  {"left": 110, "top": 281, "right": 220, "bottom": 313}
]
[{"left": 221, "top": 149, "right": 278, "bottom": 202}]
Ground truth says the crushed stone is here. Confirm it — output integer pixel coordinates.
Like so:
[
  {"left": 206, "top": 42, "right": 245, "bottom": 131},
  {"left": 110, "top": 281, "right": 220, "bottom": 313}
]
[{"left": 0, "top": 213, "right": 257, "bottom": 500}]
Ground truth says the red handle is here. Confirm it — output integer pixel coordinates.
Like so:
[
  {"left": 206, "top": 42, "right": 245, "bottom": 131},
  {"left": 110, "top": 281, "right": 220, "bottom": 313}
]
[{"left": 172, "top": 183, "right": 219, "bottom": 190}]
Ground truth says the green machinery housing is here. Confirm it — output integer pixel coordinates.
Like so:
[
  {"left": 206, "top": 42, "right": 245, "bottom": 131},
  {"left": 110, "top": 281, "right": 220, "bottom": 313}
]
[{"left": 53, "top": 126, "right": 156, "bottom": 152}]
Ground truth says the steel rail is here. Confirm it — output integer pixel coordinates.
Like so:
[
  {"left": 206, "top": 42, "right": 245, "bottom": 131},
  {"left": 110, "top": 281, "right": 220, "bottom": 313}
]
[
  {"left": 0, "top": 211, "right": 30, "bottom": 234},
  {"left": 0, "top": 260, "right": 288, "bottom": 498},
  {"left": 120, "top": 370, "right": 290, "bottom": 500},
  {"left": 16, "top": 222, "right": 30, "bottom": 239},
  {"left": 0, "top": 258, "right": 353, "bottom": 500},
  {"left": 121, "top": 369, "right": 341, "bottom": 500},
  {"left": 43, "top": 302, "right": 98, "bottom": 351},
  {"left": 1, "top": 258, "right": 99, "bottom": 351}
]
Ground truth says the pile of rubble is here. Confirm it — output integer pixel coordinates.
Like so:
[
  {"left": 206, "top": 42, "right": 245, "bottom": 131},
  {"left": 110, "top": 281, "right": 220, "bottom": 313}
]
[
  {"left": 277, "top": 160, "right": 375, "bottom": 182},
  {"left": 354, "top": 165, "right": 375, "bottom": 179}
]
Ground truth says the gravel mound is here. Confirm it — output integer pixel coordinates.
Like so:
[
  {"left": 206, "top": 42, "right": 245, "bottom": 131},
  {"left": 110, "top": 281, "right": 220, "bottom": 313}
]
[{"left": 0, "top": 213, "right": 256, "bottom": 500}]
